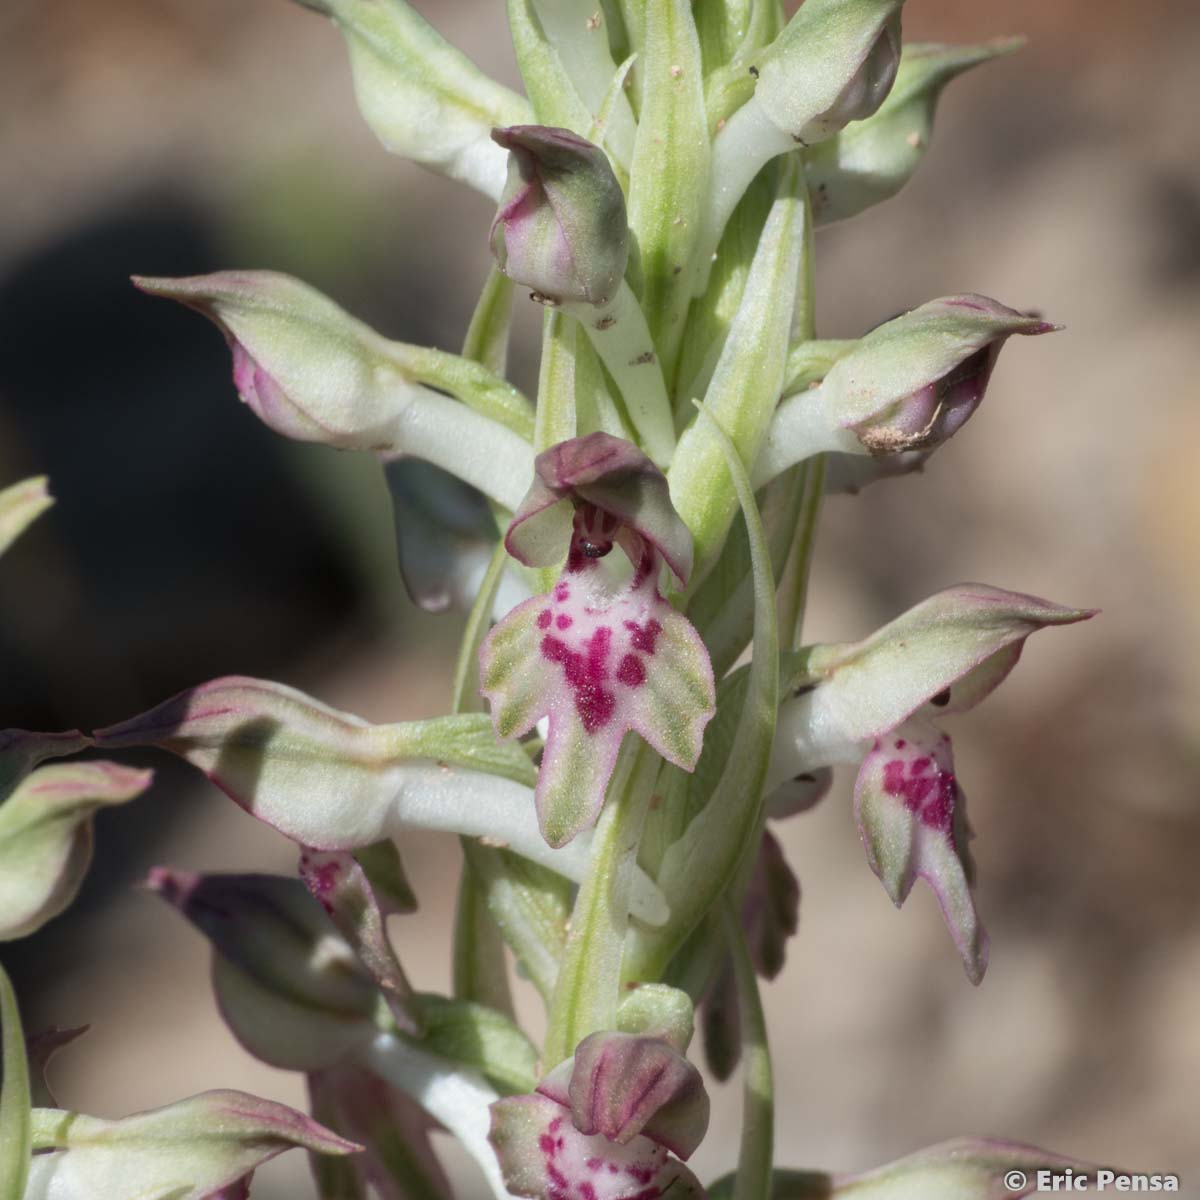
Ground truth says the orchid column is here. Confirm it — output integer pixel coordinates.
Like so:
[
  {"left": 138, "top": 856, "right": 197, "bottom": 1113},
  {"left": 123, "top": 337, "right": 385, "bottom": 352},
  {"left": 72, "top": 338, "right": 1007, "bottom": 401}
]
[{"left": 6, "top": 0, "right": 1109, "bottom": 1198}]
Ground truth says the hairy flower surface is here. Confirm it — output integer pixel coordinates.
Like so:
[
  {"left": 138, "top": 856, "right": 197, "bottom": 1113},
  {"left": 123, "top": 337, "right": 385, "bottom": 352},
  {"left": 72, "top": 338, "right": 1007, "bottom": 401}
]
[
  {"left": 481, "top": 435, "right": 715, "bottom": 847},
  {"left": 490, "top": 1032, "right": 709, "bottom": 1199}
]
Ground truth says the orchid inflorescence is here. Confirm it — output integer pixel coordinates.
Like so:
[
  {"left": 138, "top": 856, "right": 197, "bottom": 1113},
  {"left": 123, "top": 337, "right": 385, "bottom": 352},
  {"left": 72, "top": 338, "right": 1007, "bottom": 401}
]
[{"left": 0, "top": 1, "right": 1108, "bottom": 1197}]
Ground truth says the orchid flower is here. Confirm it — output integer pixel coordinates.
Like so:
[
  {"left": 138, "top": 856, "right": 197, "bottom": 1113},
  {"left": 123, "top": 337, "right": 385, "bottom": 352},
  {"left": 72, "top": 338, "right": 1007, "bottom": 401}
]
[
  {"left": 490, "top": 1032, "right": 709, "bottom": 1199},
  {"left": 480, "top": 433, "right": 715, "bottom": 848},
  {"left": 765, "top": 585, "right": 1095, "bottom": 982}
]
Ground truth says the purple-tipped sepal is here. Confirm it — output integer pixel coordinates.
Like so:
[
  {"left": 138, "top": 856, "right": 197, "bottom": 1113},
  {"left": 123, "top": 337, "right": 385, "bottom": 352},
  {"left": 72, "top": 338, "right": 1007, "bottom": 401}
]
[
  {"left": 26, "top": 1089, "right": 359, "bottom": 1200},
  {"left": 758, "top": 296, "right": 1057, "bottom": 484},
  {"left": 133, "top": 271, "right": 411, "bottom": 451},
  {"left": 490, "top": 126, "right": 629, "bottom": 307}
]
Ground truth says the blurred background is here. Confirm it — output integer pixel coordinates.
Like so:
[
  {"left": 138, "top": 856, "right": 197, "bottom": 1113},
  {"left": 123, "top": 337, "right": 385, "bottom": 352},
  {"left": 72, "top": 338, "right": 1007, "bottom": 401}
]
[{"left": 2, "top": 0, "right": 1198, "bottom": 1194}]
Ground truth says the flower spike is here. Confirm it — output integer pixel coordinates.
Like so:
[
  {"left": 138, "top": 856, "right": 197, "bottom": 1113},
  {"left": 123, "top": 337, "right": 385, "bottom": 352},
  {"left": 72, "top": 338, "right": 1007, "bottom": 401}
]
[{"left": 481, "top": 435, "right": 715, "bottom": 847}]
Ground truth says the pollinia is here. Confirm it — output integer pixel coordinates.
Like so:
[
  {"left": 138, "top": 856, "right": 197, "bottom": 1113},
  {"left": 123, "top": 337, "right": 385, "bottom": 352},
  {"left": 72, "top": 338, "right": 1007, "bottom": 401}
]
[{"left": 0, "top": 2, "right": 1107, "bottom": 1197}]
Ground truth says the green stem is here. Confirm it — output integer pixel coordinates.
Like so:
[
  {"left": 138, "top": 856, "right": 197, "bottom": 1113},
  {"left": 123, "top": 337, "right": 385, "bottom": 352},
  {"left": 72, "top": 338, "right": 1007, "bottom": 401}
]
[
  {"left": 535, "top": 310, "right": 579, "bottom": 452},
  {"left": 0, "top": 963, "right": 31, "bottom": 1200},
  {"left": 450, "top": 541, "right": 509, "bottom": 716},
  {"left": 452, "top": 866, "right": 517, "bottom": 1019},
  {"left": 462, "top": 266, "right": 516, "bottom": 379},
  {"left": 724, "top": 902, "right": 774, "bottom": 1200},
  {"left": 776, "top": 455, "right": 824, "bottom": 651},
  {"left": 543, "top": 739, "right": 659, "bottom": 1066},
  {"left": 776, "top": 163, "right": 823, "bottom": 650}
]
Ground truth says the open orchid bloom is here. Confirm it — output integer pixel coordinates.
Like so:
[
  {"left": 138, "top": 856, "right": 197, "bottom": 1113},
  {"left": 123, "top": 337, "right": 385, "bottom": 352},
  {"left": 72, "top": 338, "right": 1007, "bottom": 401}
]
[
  {"left": 481, "top": 434, "right": 716, "bottom": 848},
  {"left": 765, "top": 585, "right": 1094, "bottom": 982},
  {"left": 490, "top": 1032, "right": 709, "bottom": 1199}
]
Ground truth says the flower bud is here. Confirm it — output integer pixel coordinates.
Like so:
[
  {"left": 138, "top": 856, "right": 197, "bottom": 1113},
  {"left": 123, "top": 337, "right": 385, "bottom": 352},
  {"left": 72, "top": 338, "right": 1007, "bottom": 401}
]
[
  {"left": 146, "top": 868, "right": 380, "bottom": 1070},
  {"left": 616, "top": 984, "right": 694, "bottom": 1054},
  {"left": 490, "top": 126, "right": 629, "bottom": 307},
  {"left": 133, "top": 271, "right": 534, "bottom": 511},
  {"left": 756, "top": 295, "right": 1056, "bottom": 484},
  {"left": 0, "top": 760, "right": 151, "bottom": 941},
  {"left": 27, "top": 1088, "right": 358, "bottom": 1200},
  {"left": 808, "top": 39, "right": 1024, "bottom": 226},
  {"left": 756, "top": 0, "right": 904, "bottom": 146}
]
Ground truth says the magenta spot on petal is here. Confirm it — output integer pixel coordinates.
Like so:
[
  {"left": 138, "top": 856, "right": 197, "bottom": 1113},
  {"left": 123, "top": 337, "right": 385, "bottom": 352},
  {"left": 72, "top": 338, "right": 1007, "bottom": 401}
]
[
  {"left": 627, "top": 1165, "right": 655, "bottom": 1184},
  {"left": 540, "top": 629, "right": 616, "bottom": 733},
  {"left": 554, "top": 584, "right": 570, "bottom": 602},
  {"left": 539, "top": 1134, "right": 557, "bottom": 1156},
  {"left": 624, "top": 617, "right": 663, "bottom": 655},
  {"left": 587, "top": 1158, "right": 603, "bottom": 1172},
  {"left": 895, "top": 738, "right": 906, "bottom": 749},
  {"left": 555, "top": 613, "right": 573, "bottom": 630},
  {"left": 616, "top": 653, "right": 646, "bottom": 687},
  {"left": 549, "top": 1117, "right": 563, "bottom": 1134},
  {"left": 538, "top": 608, "right": 553, "bottom": 629},
  {"left": 881, "top": 753, "right": 957, "bottom": 833},
  {"left": 580, "top": 1183, "right": 598, "bottom": 1200}
]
